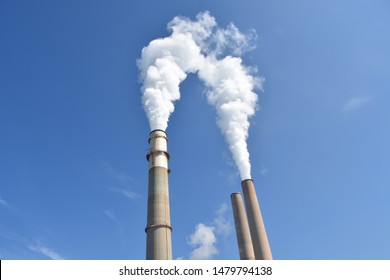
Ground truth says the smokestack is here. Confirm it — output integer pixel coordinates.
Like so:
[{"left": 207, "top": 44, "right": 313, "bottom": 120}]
[
  {"left": 145, "top": 129, "right": 172, "bottom": 260},
  {"left": 241, "top": 179, "right": 272, "bottom": 260},
  {"left": 230, "top": 193, "right": 255, "bottom": 260}
]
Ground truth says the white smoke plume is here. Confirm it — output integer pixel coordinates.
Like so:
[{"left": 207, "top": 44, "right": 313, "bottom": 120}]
[
  {"left": 137, "top": 13, "right": 213, "bottom": 131},
  {"left": 198, "top": 56, "right": 261, "bottom": 180},
  {"left": 138, "top": 11, "right": 261, "bottom": 180}
]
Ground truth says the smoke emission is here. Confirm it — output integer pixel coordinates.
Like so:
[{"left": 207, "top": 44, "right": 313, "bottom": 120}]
[
  {"left": 137, "top": 13, "right": 210, "bottom": 131},
  {"left": 137, "top": 11, "right": 262, "bottom": 180}
]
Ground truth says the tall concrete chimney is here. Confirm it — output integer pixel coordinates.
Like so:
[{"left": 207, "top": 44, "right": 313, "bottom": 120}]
[
  {"left": 241, "top": 179, "right": 272, "bottom": 260},
  {"left": 230, "top": 192, "right": 255, "bottom": 260},
  {"left": 145, "top": 129, "right": 172, "bottom": 260}
]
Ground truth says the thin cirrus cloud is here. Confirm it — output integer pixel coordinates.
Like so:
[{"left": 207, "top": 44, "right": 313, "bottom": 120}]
[
  {"left": 28, "top": 244, "right": 65, "bottom": 260},
  {"left": 104, "top": 209, "right": 126, "bottom": 239},
  {"left": 0, "top": 196, "right": 19, "bottom": 214},
  {"left": 104, "top": 209, "right": 118, "bottom": 222},
  {"left": 100, "top": 161, "right": 135, "bottom": 185},
  {"left": 109, "top": 188, "right": 138, "bottom": 200},
  {"left": 343, "top": 96, "right": 374, "bottom": 112},
  {"left": 260, "top": 164, "right": 269, "bottom": 176},
  {"left": 0, "top": 197, "right": 10, "bottom": 208},
  {"left": 100, "top": 161, "right": 139, "bottom": 200}
]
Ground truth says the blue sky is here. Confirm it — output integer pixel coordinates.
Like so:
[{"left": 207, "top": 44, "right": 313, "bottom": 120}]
[{"left": 1, "top": 0, "right": 390, "bottom": 260}]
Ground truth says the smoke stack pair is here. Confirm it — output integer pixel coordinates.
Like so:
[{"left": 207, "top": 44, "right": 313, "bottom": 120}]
[
  {"left": 231, "top": 179, "right": 272, "bottom": 260},
  {"left": 145, "top": 130, "right": 172, "bottom": 260},
  {"left": 231, "top": 192, "right": 255, "bottom": 260}
]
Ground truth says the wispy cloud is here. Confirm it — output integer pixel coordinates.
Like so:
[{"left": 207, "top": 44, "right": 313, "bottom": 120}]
[
  {"left": 0, "top": 231, "right": 64, "bottom": 260},
  {"left": 187, "top": 203, "right": 232, "bottom": 259},
  {"left": 104, "top": 209, "right": 125, "bottom": 240},
  {"left": 104, "top": 209, "right": 118, "bottom": 222},
  {"left": 188, "top": 223, "right": 218, "bottom": 260},
  {"left": 260, "top": 164, "right": 269, "bottom": 176},
  {"left": 0, "top": 196, "right": 19, "bottom": 214},
  {"left": 100, "top": 161, "right": 135, "bottom": 185},
  {"left": 219, "top": 150, "right": 241, "bottom": 184},
  {"left": 0, "top": 197, "right": 10, "bottom": 208},
  {"left": 222, "top": 150, "right": 236, "bottom": 168},
  {"left": 218, "top": 169, "right": 239, "bottom": 185},
  {"left": 109, "top": 188, "right": 138, "bottom": 200},
  {"left": 28, "top": 244, "right": 65, "bottom": 260},
  {"left": 213, "top": 203, "right": 231, "bottom": 237},
  {"left": 100, "top": 161, "right": 139, "bottom": 200},
  {"left": 343, "top": 96, "right": 374, "bottom": 112}
]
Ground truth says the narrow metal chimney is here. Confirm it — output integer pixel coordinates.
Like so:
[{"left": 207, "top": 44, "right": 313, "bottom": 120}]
[
  {"left": 241, "top": 179, "right": 272, "bottom": 260},
  {"left": 145, "top": 129, "right": 172, "bottom": 260},
  {"left": 230, "top": 192, "right": 255, "bottom": 260}
]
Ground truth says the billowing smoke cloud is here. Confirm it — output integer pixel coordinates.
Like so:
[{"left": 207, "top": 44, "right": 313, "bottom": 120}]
[
  {"left": 138, "top": 11, "right": 262, "bottom": 180},
  {"left": 198, "top": 56, "right": 260, "bottom": 180},
  {"left": 137, "top": 13, "right": 212, "bottom": 131}
]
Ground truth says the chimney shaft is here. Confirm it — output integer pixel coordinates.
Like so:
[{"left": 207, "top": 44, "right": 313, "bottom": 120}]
[
  {"left": 145, "top": 129, "right": 172, "bottom": 260},
  {"left": 241, "top": 179, "right": 272, "bottom": 260},
  {"left": 230, "top": 192, "right": 255, "bottom": 260}
]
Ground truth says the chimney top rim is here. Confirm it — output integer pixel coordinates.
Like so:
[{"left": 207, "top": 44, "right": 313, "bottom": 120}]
[
  {"left": 230, "top": 192, "right": 242, "bottom": 197},
  {"left": 150, "top": 129, "right": 166, "bottom": 135}
]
